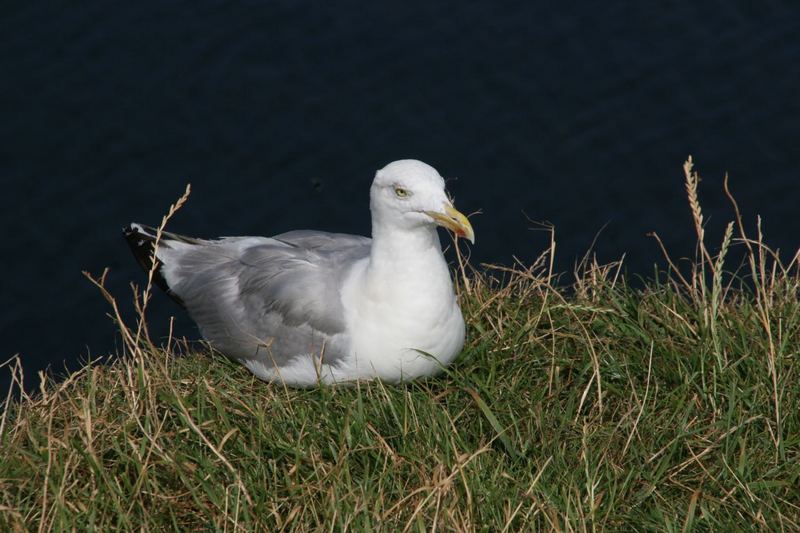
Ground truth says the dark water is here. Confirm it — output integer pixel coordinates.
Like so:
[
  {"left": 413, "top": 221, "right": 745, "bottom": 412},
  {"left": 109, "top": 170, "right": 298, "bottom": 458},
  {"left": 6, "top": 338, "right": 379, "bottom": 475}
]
[{"left": 2, "top": 2, "right": 799, "bottom": 392}]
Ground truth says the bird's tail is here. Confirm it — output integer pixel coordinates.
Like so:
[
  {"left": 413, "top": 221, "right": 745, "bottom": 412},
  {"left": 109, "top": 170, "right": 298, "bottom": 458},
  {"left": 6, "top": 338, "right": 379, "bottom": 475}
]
[{"left": 123, "top": 223, "right": 199, "bottom": 307}]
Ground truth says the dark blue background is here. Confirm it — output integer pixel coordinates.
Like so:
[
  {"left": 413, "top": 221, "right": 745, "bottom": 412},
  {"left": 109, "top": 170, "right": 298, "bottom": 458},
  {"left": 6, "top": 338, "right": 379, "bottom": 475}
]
[{"left": 2, "top": 2, "right": 798, "bottom": 392}]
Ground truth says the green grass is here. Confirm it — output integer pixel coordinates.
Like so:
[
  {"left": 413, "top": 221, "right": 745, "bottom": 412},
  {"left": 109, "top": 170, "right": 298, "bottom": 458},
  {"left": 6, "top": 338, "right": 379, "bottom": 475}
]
[{"left": 1, "top": 159, "right": 799, "bottom": 531}]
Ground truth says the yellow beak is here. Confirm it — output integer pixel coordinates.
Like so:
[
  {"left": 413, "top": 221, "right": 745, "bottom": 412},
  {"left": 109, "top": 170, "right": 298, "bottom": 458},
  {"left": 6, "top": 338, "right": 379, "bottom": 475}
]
[{"left": 425, "top": 204, "right": 475, "bottom": 244}]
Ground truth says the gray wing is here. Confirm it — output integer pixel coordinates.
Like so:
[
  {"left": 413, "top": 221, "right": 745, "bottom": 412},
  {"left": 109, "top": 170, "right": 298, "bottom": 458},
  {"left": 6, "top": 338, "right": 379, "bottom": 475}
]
[{"left": 158, "top": 230, "right": 371, "bottom": 367}]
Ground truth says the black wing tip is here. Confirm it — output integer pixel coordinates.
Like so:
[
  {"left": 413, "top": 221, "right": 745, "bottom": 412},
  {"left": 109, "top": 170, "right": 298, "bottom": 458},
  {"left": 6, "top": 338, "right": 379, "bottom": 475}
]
[
  {"left": 123, "top": 223, "right": 157, "bottom": 268},
  {"left": 123, "top": 222, "right": 156, "bottom": 238},
  {"left": 123, "top": 223, "right": 141, "bottom": 238},
  {"left": 123, "top": 222, "right": 185, "bottom": 308}
]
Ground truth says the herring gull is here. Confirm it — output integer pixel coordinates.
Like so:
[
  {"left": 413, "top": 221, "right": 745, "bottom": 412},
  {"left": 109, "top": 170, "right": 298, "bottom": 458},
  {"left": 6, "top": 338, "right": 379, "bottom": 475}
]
[{"left": 124, "top": 159, "right": 475, "bottom": 386}]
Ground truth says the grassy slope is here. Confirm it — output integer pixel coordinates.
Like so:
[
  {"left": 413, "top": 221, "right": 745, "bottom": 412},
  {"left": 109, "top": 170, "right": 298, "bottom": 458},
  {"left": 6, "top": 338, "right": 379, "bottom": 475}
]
[{"left": 1, "top": 160, "right": 799, "bottom": 531}]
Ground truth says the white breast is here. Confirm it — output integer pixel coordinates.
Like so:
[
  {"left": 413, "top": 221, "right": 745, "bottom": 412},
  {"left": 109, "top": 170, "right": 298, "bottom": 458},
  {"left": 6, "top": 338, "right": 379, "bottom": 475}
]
[{"left": 338, "top": 253, "right": 466, "bottom": 382}]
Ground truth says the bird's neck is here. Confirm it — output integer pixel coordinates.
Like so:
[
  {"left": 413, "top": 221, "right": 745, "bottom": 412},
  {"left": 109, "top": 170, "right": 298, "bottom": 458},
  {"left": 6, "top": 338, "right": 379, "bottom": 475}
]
[{"left": 366, "top": 222, "right": 450, "bottom": 290}]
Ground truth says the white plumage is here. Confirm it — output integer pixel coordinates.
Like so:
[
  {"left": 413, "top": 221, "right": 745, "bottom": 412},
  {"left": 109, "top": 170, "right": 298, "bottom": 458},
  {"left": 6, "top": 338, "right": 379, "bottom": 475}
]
[{"left": 125, "top": 160, "right": 475, "bottom": 386}]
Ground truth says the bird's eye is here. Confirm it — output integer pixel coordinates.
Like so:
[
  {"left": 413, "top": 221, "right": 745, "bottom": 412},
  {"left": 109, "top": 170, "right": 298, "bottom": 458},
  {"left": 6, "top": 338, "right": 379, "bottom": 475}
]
[{"left": 394, "top": 187, "right": 410, "bottom": 198}]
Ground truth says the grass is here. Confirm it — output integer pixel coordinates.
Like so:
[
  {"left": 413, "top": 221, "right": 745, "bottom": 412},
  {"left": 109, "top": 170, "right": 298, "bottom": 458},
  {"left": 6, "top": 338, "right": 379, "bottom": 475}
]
[{"left": 1, "top": 158, "right": 799, "bottom": 531}]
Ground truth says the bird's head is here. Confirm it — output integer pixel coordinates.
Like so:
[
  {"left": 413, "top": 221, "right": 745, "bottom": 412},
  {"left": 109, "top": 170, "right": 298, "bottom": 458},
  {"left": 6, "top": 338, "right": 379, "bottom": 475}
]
[{"left": 370, "top": 159, "right": 475, "bottom": 244}]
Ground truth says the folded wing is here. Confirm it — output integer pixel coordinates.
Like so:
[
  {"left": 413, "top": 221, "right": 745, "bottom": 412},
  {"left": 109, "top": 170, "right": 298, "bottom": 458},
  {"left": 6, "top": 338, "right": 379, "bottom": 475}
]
[{"left": 125, "top": 224, "right": 370, "bottom": 368}]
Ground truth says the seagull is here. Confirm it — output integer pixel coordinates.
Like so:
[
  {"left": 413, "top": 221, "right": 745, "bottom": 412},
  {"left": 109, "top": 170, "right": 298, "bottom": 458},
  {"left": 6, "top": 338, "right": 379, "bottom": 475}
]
[{"left": 124, "top": 160, "right": 475, "bottom": 386}]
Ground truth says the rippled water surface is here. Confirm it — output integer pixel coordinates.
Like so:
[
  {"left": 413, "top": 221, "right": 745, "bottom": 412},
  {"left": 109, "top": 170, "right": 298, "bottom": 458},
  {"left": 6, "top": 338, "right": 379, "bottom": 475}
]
[{"left": 2, "top": 2, "right": 798, "bottom": 391}]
